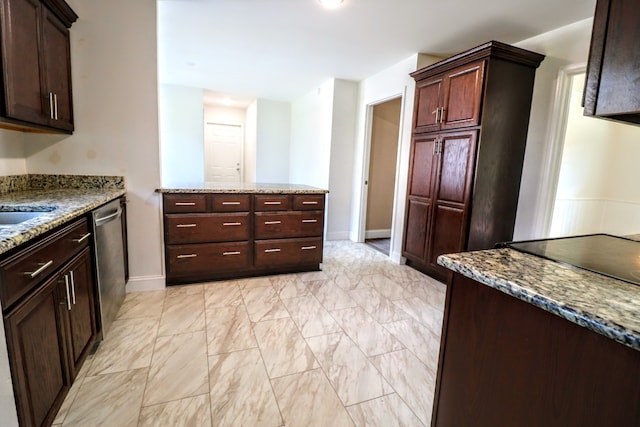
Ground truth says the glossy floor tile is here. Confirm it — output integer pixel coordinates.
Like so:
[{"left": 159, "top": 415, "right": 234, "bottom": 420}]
[{"left": 55, "top": 240, "right": 444, "bottom": 427}]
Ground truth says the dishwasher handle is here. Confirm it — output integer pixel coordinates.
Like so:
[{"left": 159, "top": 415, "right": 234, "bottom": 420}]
[{"left": 95, "top": 206, "right": 122, "bottom": 227}]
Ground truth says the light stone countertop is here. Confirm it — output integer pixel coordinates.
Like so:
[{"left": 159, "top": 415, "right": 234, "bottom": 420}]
[
  {"left": 0, "top": 187, "right": 126, "bottom": 255},
  {"left": 157, "top": 182, "right": 328, "bottom": 194},
  {"left": 438, "top": 248, "right": 640, "bottom": 351}
]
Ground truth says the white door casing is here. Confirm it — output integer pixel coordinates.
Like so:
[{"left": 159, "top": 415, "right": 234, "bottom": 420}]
[{"left": 204, "top": 122, "right": 243, "bottom": 182}]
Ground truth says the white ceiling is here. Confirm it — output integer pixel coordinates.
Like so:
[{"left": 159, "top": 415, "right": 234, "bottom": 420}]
[{"left": 158, "top": 0, "right": 596, "bottom": 103}]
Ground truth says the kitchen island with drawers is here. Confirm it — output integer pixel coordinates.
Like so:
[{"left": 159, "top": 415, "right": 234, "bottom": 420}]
[
  {"left": 157, "top": 183, "right": 328, "bottom": 284},
  {"left": 431, "top": 244, "right": 640, "bottom": 426}
]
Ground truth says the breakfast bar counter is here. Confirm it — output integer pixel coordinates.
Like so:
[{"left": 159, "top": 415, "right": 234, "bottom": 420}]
[{"left": 430, "top": 246, "right": 640, "bottom": 426}]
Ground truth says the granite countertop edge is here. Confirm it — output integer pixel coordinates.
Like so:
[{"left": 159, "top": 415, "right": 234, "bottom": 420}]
[
  {"left": 0, "top": 188, "right": 126, "bottom": 255},
  {"left": 438, "top": 249, "right": 640, "bottom": 351},
  {"left": 156, "top": 182, "right": 329, "bottom": 194}
]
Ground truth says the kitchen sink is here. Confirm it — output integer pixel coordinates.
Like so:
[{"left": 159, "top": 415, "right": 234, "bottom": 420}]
[{"left": 0, "top": 208, "right": 56, "bottom": 227}]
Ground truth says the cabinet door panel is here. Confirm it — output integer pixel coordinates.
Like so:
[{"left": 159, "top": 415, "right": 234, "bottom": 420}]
[
  {"left": 414, "top": 77, "right": 443, "bottom": 133},
  {"left": 5, "top": 274, "right": 69, "bottom": 427},
  {"left": 442, "top": 61, "right": 484, "bottom": 130},
  {"left": 408, "top": 135, "right": 438, "bottom": 198},
  {"left": 65, "top": 248, "right": 96, "bottom": 378},
  {"left": 0, "top": 0, "right": 47, "bottom": 125},
  {"left": 437, "top": 132, "right": 476, "bottom": 204},
  {"left": 403, "top": 198, "right": 430, "bottom": 261},
  {"left": 428, "top": 205, "right": 466, "bottom": 273},
  {"left": 41, "top": 8, "right": 73, "bottom": 131}
]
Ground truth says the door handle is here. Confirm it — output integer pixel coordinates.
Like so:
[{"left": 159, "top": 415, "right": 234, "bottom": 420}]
[
  {"left": 69, "top": 270, "right": 76, "bottom": 305},
  {"left": 64, "top": 275, "right": 72, "bottom": 311}
]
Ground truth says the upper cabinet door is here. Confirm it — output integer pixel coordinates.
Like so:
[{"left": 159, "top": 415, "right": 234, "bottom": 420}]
[
  {"left": 441, "top": 61, "right": 485, "bottom": 130},
  {"left": 414, "top": 77, "right": 444, "bottom": 133},
  {"left": 0, "top": 0, "right": 48, "bottom": 126},
  {"left": 41, "top": 6, "right": 73, "bottom": 131},
  {"left": 584, "top": 0, "right": 640, "bottom": 125}
]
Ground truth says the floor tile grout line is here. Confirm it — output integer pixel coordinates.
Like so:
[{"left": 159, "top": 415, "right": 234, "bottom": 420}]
[{"left": 136, "top": 298, "right": 164, "bottom": 426}]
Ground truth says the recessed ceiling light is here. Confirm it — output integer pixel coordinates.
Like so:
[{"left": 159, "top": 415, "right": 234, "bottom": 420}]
[{"left": 318, "top": 0, "right": 344, "bottom": 9}]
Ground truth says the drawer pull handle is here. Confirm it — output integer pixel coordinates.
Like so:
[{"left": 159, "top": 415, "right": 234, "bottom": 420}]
[
  {"left": 223, "top": 222, "right": 242, "bottom": 226},
  {"left": 64, "top": 275, "right": 72, "bottom": 311},
  {"left": 73, "top": 232, "right": 92, "bottom": 243},
  {"left": 175, "top": 202, "right": 196, "bottom": 206},
  {"left": 302, "top": 201, "right": 319, "bottom": 205},
  {"left": 301, "top": 246, "right": 317, "bottom": 250},
  {"left": 302, "top": 219, "right": 318, "bottom": 223},
  {"left": 263, "top": 201, "right": 282, "bottom": 205},
  {"left": 176, "top": 224, "right": 197, "bottom": 228},
  {"left": 27, "top": 260, "right": 54, "bottom": 278},
  {"left": 222, "top": 201, "right": 241, "bottom": 205},
  {"left": 264, "top": 221, "right": 282, "bottom": 225},
  {"left": 223, "top": 251, "right": 241, "bottom": 256},
  {"left": 70, "top": 270, "right": 76, "bottom": 305},
  {"left": 176, "top": 254, "right": 197, "bottom": 259},
  {"left": 264, "top": 248, "right": 281, "bottom": 253}
]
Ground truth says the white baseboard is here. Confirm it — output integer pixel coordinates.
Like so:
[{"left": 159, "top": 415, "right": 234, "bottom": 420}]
[
  {"left": 389, "top": 250, "right": 404, "bottom": 264},
  {"left": 326, "top": 231, "right": 351, "bottom": 241},
  {"left": 365, "top": 229, "right": 391, "bottom": 239},
  {"left": 126, "top": 275, "right": 166, "bottom": 292}
]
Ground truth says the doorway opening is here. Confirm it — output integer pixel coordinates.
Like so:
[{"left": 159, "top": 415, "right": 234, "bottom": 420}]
[
  {"left": 204, "top": 122, "right": 243, "bottom": 182},
  {"left": 364, "top": 97, "right": 402, "bottom": 256}
]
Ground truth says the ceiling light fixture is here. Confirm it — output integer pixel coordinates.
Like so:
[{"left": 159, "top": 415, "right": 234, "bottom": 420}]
[
  {"left": 318, "top": 0, "right": 344, "bottom": 9},
  {"left": 222, "top": 97, "right": 233, "bottom": 106}
]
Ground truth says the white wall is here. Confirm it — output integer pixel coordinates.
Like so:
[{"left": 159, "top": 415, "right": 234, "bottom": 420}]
[
  {"left": 351, "top": 54, "right": 441, "bottom": 262},
  {"left": 514, "top": 18, "right": 594, "bottom": 239},
  {"left": 255, "top": 99, "right": 290, "bottom": 183},
  {"left": 550, "top": 73, "right": 613, "bottom": 236},
  {"left": 24, "top": 0, "right": 163, "bottom": 290},
  {"left": 0, "top": 131, "right": 26, "bottom": 176},
  {"left": 289, "top": 79, "right": 334, "bottom": 188},
  {"left": 244, "top": 101, "right": 257, "bottom": 182},
  {"left": 159, "top": 84, "right": 204, "bottom": 186},
  {"left": 326, "top": 79, "right": 358, "bottom": 240}
]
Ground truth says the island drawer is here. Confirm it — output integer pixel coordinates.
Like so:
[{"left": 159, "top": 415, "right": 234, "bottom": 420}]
[
  {"left": 164, "top": 213, "right": 250, "bottom": 244},
  {"left": 293, "top": 194, "right": 325, "bottom": 210},
  {"left": 163, "top": 194, "right": 207, "bottom": 213},
  {"left": 211, "top": 195, "right": 250, "bottom": 212},
  {"left": 254, "top": 212, "right": 324, "bottom": 239},
  {"left": 254, "top": 237, "right": 323, "bottom": 268},
  {"left": 167, "top": 242, "right": 250, "bottom": 275},
  {"left": 0, "top": 218, "right": 91, "bottom": 310},
  {"left": 254, "top": 195, "right": 291, "bottom": 211}
]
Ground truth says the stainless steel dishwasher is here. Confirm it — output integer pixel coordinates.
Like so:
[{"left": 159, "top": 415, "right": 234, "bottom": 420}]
[{"left": 92, "top": 199, "right": 126, "bottom": 337}]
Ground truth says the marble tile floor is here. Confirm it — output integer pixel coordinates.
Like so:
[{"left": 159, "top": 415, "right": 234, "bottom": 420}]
[{"left": 53, "top": 240, "right": 446, "bottom": 427}]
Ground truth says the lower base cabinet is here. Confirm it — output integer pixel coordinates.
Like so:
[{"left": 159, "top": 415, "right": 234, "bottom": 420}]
[
  {"left": 432, "top": 273, "right": 640, "bottom": 426},
  {"left": 1, "top": 217, "right": 98, "bottom": 427},
  {"left": 162, "top": 192, "right": 326, "bottom": 284},
  {"left": 5, "top": 273, "right": 70, "bottom": 427}
]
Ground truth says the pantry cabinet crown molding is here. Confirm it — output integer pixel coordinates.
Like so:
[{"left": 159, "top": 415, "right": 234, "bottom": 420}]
[{"left": 41, "top": 0, "right": 77, "bottom": 27}]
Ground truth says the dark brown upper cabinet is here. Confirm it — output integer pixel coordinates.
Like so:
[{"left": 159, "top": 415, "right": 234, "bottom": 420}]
[
  {"left": 0, "top": 0, "right": 77, "bottom": 133},
  {"left": 584, "top": 0, "right": 640, "bottom": 125}
]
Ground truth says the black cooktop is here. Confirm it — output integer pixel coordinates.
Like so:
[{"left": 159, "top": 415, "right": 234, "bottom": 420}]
[{"left": 501, "top": 234, "right": 640, "bottom": 286}]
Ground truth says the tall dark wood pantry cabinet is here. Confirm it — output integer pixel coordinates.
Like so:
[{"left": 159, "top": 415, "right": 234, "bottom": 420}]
[{"left": 402, "top": 41, "right": 544, "bottom": 282}]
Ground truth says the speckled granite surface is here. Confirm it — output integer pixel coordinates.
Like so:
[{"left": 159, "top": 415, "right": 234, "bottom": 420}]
[
  {"left": 0, "top": 175, "right": 126, "bottom": 255},
  {"left": 438, "top": 249, "right": 640, "bottom": 351},
  {"left": 157, "top": 182, "right": 328, "bottom": 194}
]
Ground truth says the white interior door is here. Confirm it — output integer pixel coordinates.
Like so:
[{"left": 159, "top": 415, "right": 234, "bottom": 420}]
[{"left": 204, "top": 122, "right": 243, "bottom": 182}]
